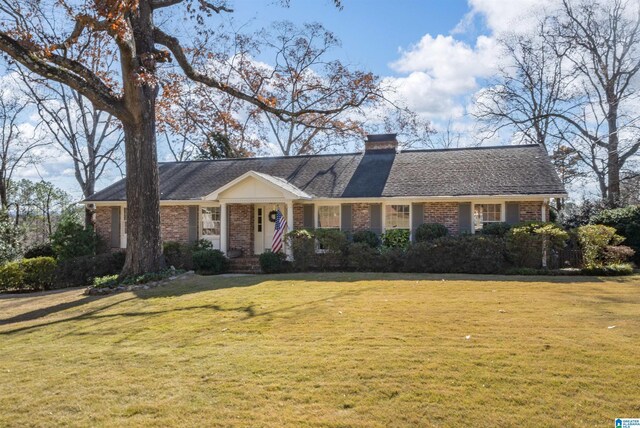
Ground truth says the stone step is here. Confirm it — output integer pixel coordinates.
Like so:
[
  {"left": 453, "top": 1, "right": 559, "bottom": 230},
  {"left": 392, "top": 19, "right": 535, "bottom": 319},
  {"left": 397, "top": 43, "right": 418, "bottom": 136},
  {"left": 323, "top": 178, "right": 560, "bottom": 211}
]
[{"left": 229, "top": 257, "right": 261, "bottom": 273}]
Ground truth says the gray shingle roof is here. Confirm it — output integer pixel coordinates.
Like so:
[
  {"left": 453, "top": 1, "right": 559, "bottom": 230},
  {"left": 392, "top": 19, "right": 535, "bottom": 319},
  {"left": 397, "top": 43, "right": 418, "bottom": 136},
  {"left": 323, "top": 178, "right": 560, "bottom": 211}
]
[{"left": 85, "top": 144, "right": 566, "bottom": 202}]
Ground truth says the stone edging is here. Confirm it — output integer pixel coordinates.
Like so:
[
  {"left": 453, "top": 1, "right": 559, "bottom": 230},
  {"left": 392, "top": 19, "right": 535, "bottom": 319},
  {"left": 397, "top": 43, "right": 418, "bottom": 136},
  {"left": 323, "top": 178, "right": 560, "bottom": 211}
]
[{"left": 84, "top": 271, "right": 195, "bottom": 296}]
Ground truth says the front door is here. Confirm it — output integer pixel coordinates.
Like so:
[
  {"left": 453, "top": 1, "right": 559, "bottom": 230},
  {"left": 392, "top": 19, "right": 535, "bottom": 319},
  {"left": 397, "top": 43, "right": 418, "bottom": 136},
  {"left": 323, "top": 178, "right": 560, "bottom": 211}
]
[{"left": 254, "top": 204, "right": 283, "bottom": 254}]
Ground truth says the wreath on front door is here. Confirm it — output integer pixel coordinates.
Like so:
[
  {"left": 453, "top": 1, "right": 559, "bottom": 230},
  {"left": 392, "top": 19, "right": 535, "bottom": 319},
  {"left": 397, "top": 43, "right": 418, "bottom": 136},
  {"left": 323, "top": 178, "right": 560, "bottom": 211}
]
[{"left": 268, "top": 210, "right": 278, "bottom": 223}]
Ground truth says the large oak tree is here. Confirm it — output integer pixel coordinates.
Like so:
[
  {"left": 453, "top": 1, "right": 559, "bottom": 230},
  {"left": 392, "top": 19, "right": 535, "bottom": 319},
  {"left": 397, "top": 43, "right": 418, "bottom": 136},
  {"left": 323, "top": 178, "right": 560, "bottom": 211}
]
[{"left": 0, "top": 0, "right": 376, "bottom": 276}]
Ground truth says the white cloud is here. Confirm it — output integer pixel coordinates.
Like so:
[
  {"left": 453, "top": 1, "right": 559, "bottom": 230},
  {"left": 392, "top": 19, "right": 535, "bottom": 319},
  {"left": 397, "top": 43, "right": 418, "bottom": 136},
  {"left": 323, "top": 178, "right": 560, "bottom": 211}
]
[
  {"left": 386, "top": 34, "right": 500, "bottom": 119},
  {"left": 456, "top": 0, "right": 558, "bottom": 36},
  {"left": 385, "top": 0, "right": 565, "bottom": 134}
]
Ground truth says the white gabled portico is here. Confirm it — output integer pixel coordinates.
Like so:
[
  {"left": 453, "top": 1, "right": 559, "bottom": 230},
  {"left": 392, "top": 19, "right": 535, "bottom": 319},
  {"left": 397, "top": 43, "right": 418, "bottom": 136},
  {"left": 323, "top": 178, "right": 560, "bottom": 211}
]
[{"left": 203, "top": 170, "right": 311, "bottom": 256}]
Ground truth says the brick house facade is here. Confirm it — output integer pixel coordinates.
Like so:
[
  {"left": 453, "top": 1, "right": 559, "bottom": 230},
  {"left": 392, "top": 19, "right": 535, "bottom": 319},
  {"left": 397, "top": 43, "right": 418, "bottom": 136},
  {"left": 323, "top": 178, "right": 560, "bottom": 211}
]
[
  {"left": 97, "top": 198, "right": 549, "bottom": 255},
  {"left": 87, "top": 134, "right": 565, "bottom": 256}
]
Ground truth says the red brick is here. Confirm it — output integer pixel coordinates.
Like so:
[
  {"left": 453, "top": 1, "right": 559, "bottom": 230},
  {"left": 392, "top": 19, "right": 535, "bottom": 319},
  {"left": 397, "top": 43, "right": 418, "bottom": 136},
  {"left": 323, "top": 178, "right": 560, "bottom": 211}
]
[
  {"left": 228, "top": 204, "right": 254, "bottom": 256},
  {"left": 95, "top": 206, "right": 113, "bottom": 246},
  {"left": 351, "top": 203, "right": 371, "bottom": 231},
  {"left": 424, "top": 202, "right": 459, "bottom": 234}
]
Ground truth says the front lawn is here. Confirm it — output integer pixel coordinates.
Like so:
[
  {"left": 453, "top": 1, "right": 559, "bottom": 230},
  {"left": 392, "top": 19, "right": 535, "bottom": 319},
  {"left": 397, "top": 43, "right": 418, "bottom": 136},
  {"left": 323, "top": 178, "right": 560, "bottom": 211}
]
[{"left": 1, "top": 273, "right": 639, "bottom": 426}]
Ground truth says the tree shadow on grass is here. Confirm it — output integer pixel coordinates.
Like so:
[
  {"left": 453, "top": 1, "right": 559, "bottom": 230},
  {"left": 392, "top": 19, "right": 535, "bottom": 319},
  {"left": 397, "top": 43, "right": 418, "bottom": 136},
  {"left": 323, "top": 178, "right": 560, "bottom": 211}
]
[
  {"left": 134, "top": 271, "right": 614, "bottom": 301},
  {"left": 1, "top": 271, "right": 631, "bottom": 336},
  {"left": 0, "top": 296, "right": 136, "bottom": 329},
  {"left": 0, "top": 281, "right": 378, "bottom": 336}
]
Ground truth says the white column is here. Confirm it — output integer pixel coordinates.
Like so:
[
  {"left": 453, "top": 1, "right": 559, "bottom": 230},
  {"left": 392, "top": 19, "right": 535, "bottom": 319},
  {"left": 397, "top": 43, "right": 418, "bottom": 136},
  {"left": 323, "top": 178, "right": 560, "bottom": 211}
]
[
  {"left": 286, "top": 200, "right": 294, "bottom": 259},
  {"left": 541, "top": 199, "right": 547, "bottom": 222},
  {"left": 220, "top": 202, "right": 228, "bottom": 255}
]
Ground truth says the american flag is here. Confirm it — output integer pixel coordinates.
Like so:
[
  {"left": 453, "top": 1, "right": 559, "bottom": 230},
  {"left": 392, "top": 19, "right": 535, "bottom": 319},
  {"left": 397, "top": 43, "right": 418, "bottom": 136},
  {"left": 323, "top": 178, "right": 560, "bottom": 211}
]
[{"left": 271, "top": 208, "right": 287, "bottom": 253}]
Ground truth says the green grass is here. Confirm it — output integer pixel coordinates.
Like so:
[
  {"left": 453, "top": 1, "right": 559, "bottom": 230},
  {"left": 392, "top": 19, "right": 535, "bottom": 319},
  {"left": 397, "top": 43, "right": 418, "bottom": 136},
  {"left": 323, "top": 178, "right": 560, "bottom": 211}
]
[{"left": 1, "top": 273, "right": 639, "bottom": 427}]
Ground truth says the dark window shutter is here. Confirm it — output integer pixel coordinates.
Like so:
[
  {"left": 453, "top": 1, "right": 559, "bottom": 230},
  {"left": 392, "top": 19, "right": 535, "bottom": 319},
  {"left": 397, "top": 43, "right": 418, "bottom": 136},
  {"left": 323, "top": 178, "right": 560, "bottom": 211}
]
[
  {"left": 188, "top": 206, "right": 199, "bottom": 243},
  {"left": 411, "top": 203, "right": 424, "bottom": 240},
  {"left": 458, "top": 202, "right": 472, "bottom": 234},
  {"left": 110, "top": 206, "right": 121, "bottom": 248},
  {"left": 369, "top": 203, "right": 382, "bottom": 235},
  {"left": 341, "top": 204, "right": 352, "bottom": 232},
  {"left": 303, "top": 204, "right": 314, "bottom": 229},
  {"left": 505, "top": 202, "right": 520, "bottom": 225}
]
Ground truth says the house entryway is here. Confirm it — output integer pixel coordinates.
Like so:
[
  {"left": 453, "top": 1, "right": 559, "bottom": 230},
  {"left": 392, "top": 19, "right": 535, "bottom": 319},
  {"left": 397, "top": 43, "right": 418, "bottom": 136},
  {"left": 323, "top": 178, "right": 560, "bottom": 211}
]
[{"left": 254, "top": 204, "right": 285, "bottom": 254}]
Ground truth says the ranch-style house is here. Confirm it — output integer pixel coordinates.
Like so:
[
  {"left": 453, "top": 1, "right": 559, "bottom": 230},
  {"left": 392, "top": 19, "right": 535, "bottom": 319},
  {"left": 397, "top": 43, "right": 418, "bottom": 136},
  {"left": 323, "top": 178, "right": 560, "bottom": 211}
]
[{"left": 85, "top": 134, "right": 567, "bottom": 260}]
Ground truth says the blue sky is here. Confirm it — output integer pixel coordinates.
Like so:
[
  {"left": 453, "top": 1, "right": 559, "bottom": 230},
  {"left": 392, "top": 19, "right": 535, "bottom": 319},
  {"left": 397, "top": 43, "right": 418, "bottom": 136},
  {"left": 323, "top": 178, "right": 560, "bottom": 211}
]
[{"left": 225, "top": 1, "right": 476, "bottom": 76}]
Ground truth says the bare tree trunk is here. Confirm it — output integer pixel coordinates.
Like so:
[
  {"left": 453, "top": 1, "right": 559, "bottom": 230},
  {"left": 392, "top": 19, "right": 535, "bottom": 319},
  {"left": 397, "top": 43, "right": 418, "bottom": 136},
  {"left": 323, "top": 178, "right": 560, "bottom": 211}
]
[
  {"left": 121, "top": 120, "right": 165, "bottom": 276},
  {"left": 85, "top": 204, "right": 95, "bottom": 229},
  {"left": 0, "top": 180, "right": 6, "bottom": 210},
  {"left": 607, "top": 113, "right": 620, "bottom": 207}
]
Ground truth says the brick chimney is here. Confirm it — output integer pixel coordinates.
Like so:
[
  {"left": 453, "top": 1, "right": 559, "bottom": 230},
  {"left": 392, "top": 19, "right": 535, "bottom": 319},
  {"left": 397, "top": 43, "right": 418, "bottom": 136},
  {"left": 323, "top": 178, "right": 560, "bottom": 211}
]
[{"left": 364, "top": 133, "right": 398, "bottom": 153}]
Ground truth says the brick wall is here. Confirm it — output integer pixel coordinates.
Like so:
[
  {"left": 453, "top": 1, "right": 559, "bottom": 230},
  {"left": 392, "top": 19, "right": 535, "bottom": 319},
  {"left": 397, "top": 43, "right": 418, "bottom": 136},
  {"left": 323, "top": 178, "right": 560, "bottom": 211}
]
[
  {"left": 293, "top": 203, "right": 305, "bottom": 229},
  {"left": 424, "top": 202, "right": 459, "bottom": 234},
  {"left": 160, "top": 206, "right": 190, "bottom": 243},
  {"left": 95, "top": 206, "right": 113, "bottom": 246},
  {"left": 229, "top": 204, "right": 254, "bottom": 256},
  {"left": 352, "top": 203, "right": 370, "bottom": 231},
  {"left": 520, "top": 201, "right": 544, "bottom": 222}
]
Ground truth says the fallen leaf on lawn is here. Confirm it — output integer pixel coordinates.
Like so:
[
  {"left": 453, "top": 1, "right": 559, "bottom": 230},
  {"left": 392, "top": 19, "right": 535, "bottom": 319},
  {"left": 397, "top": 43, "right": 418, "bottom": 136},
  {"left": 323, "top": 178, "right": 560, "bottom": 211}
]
[{"left": 608, "top": 326, "right": 616, "bottom": 329}]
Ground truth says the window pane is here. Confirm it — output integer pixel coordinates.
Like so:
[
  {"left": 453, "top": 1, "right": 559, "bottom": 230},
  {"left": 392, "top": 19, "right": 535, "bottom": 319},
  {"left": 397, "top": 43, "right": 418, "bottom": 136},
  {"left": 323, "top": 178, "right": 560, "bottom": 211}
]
[
  {"left": 317, "top": 206, "right": 340, "bottom": 229},
  {"left": 202, "top": 207, "right": 221, "bottom": 236},
  {"left": 385, "top": 204, "right": 410, "bottom": 229},
  {"left": 474, "top": 204, "right": 502, "bottom": 231}
]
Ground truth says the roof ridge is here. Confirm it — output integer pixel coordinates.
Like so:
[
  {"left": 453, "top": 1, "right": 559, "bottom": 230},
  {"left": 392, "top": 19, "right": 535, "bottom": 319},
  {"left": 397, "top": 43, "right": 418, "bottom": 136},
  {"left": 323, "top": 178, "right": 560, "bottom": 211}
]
[
  {"left": 399, "top": 144, "right": 543, "bottom": 154},
  {"left": 158, "top": 144, "right": 544, "bottom": 165},
  {"left": 159, "top": 151, "right": 362, "bottom": 165}
]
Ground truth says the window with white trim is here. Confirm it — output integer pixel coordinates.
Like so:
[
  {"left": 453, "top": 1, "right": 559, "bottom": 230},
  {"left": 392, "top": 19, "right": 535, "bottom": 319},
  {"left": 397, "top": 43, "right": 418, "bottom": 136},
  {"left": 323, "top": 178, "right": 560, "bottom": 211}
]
[
  {"left": 385, "top": 204, "right": 410, "bottom": 229},
  {"left": 317, "top": 205, "right": 340, "bottom": 229},
  {"left": 201, "top": 207, "right": 221, "bottom": 236},
  {"left": 473, "top": 204, "right": 502, "bottom": 231}
]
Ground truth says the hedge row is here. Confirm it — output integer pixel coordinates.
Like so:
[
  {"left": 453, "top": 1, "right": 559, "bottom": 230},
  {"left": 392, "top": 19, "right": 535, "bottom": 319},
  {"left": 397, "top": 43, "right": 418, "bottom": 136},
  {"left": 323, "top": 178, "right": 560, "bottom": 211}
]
[
  {"left": 0, "top": 257, "right": 57, "bottom": 292},
  {"left": 0, "top": 252, "right": 126, "bottom": 293},
  {"left": 259, "top": 223, "right": 635, "bottom": 275}
]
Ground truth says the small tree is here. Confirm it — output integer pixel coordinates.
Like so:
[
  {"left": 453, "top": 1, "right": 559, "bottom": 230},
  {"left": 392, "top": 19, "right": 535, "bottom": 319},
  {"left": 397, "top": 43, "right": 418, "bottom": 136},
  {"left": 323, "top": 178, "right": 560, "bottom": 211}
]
[
  {"left": 577, "top": 224, "right": 624, "bottom": 268},
  {"left": 508, "top": 222, "right": 568, "bottom": 268},
  {"left": 0, "top": 209, "right": 21, "bottom": 264},
  {"left": 51, "top": 215, "right": 102, "bottom": 261}
]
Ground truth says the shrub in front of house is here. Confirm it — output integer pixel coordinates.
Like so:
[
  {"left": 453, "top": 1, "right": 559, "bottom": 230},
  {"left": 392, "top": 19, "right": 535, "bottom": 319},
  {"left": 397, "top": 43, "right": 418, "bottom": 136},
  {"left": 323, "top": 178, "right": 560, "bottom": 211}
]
[
  {"left": 378, "top": 246, "right": 406, "bottom": 272},
  {"left": 191, "top": 239, "right": 214, "bottom": 251},
  {"left": 0, "top": 261, "right": 24, "bottom": 292},
  {"left": 286, "top": 229, "right": 316, "bottom": 271},
  {"left": 0, "top": 257, "right": 57, "bottom": 292},
  {"left": 581, "top": 263, "right": 634, "bottom": 276},
  {"left": 259, "top": 251, "right": 290, "bottom": 274},
  {"left": 480, "top": 222, "right": 512, "bottom": 237},
  {"left": 352, "top": 230, "right": 380, "bottom": 248},
  {"left": 403, "top": 235, "right": 507, "bottom": 274},
  {"left": 590, "top": 205, "right": 640, "bottom": 262},
  {"left": 381, "top": 229, "right": 410, "bottom": 249},
  {"left": 576, "top": 224, "right": 629, "bottom": 268},
  {"left": 506, "top": 222, "right": 568, "bottom": 269},
  {"left": 314, "top": 228, "right": 349, "bottom": 270},
  {"left": 53, "top": 251, "right": 126, "bottom": 288},
  {"left": 347, "top": 242, "right": 380, "bottom": 272},
  {"left": 602, "top": 245, "right": 635, "bottom": 264},
  {"left": 192, "top": 249, "right": 229, "bottom": 275},
  {"left": 23, "top": 243, "right": 55, "bottom": 259},
  {"left": 51, "top": 217, "right": 104, "bottom": 260},
  {"left": 163, "top": 241, "right": 193, "bottom": 270},
  {"left": 414, "top": 223, "right": 448, "bottom": 242}
]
